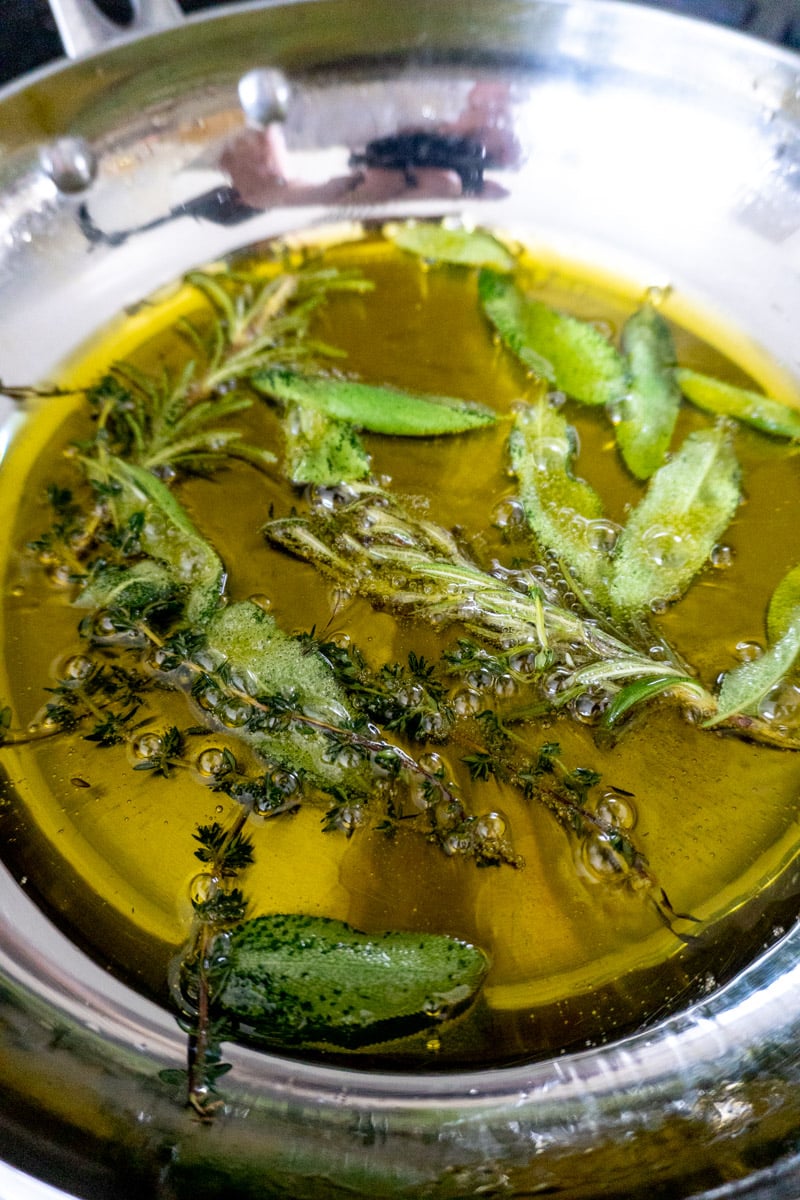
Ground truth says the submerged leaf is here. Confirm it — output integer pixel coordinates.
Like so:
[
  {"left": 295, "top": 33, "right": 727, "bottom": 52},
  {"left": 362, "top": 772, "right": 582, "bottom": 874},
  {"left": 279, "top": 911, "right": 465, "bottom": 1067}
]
[
  {"left": 216, "top": 912, "right": 489, "bottom": 1048},
  {"left": 283, "top": 402, "right": 371, "bottom": 485},
  {"left": 253, "top": 369, "right": 496, "bottom": 436},
  {"left": 602, "top": 674, "right": 709, "bottom": 729},
  {"left": 479, "top": 271, "right": 629, "bottom": 405},
  {"left": 767, "top": 562, "right": 800, "bottom": 644},
  {"left": 708, "top": 623, "right": 800, "bottom": 726},
  {"left": 709, "top": 559, "right": 800, "bottom": 725},
  {"left": 609, "top": 427, "right": 741, "bottom": 616},
  {"left": 388, "top": 221, "right": 515, "bottom": 270},
  {"left": 617, "top": 305, "right": 681, "bottom": 479},
  {"left": 201, "top": 600, "right": 371, "bottom": 791},
  {"left": 509, "top": 399, "right": 611, "bottom": 601},
  {"left": 84, "top": 455, "right": 225, "bottom": 624},
  {"left": 677, "top": 369, "right": 800, "bottom": 439}
]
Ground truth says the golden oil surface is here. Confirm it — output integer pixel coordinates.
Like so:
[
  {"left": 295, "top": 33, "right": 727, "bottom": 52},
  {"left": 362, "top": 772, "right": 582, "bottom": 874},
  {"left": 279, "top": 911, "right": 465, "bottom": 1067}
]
[{"left": 1, "top": 231, "right": 800, "bottom": 1068}]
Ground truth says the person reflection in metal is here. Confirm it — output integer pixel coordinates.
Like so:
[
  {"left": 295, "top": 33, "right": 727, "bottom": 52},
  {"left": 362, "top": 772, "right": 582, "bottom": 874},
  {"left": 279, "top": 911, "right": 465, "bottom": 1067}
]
[{"left": 221, "top": 81, "right": 521, "bottom": 209}]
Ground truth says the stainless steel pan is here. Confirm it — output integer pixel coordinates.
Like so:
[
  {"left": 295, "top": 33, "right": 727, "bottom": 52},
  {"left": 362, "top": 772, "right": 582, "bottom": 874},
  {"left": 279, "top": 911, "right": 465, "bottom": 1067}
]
[{"left": 2, "top": 2, "right": 800, "bottom": 1196}]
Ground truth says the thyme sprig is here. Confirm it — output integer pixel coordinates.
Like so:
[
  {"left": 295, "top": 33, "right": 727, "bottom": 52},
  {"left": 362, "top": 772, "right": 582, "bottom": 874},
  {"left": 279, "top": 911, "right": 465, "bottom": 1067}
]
[
  {"left": 264, "top": 487, "right": 709, "bottom": 708},
  {"left": 263, "top": 486, "right": 800, "bottom": 750}
]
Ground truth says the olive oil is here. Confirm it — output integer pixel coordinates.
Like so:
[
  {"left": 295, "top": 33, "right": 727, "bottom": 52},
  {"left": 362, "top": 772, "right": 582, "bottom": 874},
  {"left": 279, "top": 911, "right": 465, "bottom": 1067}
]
[{"left": 2, "top": 227, "right": 800, "bottom": 1072}]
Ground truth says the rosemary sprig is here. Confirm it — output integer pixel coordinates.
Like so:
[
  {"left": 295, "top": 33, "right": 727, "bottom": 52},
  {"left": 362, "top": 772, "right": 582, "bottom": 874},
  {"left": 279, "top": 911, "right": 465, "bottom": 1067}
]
[{"left": 264, "top": 486, "right": 711, "bottom": 714}]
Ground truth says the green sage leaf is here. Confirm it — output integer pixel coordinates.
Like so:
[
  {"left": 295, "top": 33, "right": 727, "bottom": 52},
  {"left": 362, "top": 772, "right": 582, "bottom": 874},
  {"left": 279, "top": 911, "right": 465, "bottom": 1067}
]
[
  {"left": 767, "top": 562, "right": 800, "bottom": 643},
  {"left": 77, "top": 559, "right": 176, "bottom": 614},
  {"left": 509, "top": 399, "right": 611, "bottom": 601},
  {"left": 202, "top": 600, "right": 372, "bottom": 791},
  {"left": 83, "top": 455, "right": 224, "bottom": 624},
  {"left": 387, "top": 221, "right": 515, "bottom": 270},
  {"left": 707, "top": 622, "right": 800, "bottom": 726},
  {"left": 677, "top": 369, "right": 800, "bottom": 439},
  {"left": 254, "top": 369, "right": 496, "bottom": 436},
  {"left": 217, "top": 912, "right": 489, "bottom": 1048},
  {"left": 479, "top": 271, "right": 629, "bottom": 405},
  {"left": 617, "top": 305, "right": 681, "bottom": 479},
  {"left": 283, "top": 402, "right": 371, "bottom": 485},
  {"left": 609, "top": 427, "right": 741, "bottom": 616}
]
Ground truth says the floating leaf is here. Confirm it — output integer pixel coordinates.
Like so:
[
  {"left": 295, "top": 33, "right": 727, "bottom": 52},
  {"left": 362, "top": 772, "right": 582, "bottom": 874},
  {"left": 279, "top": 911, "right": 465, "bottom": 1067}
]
[
  {"left": 707, "top": 622, "right": 800, "bottom": 726},
  {"left": 479, "top": 271, "right": 629, "bottom": 405},
  {"left": 387, "top": 221, "right": 515, "bottom": 270},
  {"left": 509, "top": 399, "right": 611, "bottom": 601},
  {"left": 202, "top": 600, "right": 374, "bottom": 791},
  {"left": 767, "top": 562, "right": 800, "bottom": 643},
  {"left": 83, "top": 455, "right": 224, "bottom": 624},
  {"left": 216, "top": 912, "right": 489, "bottom": 1048},
  {"left": 253, "top": 369, "right": 496, "bottom": 436},
  {"left": 677, "top": 369, "right": 800, "bottom": 439},
  {"left": 617, "top": 305, "right": 681, "bottom": 479},
  {"left": 77, "top": 559, "right": 176, "bottom": 614},
  {"left": 709, "top": 560, "right": 800, "bottom": 725},
  {"left": 282, "top": 402, "right": 371, "bottom": 485},
  {"left": 609, "top": 427, "right": 741, "bottom": 616}
]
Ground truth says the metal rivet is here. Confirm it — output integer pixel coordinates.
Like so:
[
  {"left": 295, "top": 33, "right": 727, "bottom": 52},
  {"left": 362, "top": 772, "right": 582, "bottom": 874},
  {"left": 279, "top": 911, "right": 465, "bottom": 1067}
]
[
  {"left": 39, "top": 137, "right": 97, "bottom": 194},
  {"left": 238, "top": 68, "right": 291, "bottom": 128}
]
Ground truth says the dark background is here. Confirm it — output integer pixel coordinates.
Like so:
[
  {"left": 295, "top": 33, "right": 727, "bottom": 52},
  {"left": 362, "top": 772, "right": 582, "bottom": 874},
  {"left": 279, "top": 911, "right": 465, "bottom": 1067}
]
[{"left": 1, "top": 0, "right": 799, "bottom": 88}]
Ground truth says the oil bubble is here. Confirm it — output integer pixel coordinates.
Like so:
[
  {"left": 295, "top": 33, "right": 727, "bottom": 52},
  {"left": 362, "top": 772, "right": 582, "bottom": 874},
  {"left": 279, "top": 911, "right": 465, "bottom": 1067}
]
[
  {"left": 595, "top": 789, "right": 637, "bottom": 830},
  {"left": 61, "top": 654, "right": 94, "bottom": 680},
  {"left": 530, "top": 437, "right": 570, "bottom": 471},
  {"left": 189, "top": 873, "right": 216, "bottom": 906},
  {"left": 419, "top": 752, "right": 445, "bottom": 777},
  {"left": 197, "top": 747, "right": 226, "bottom": 776},
  {"left": 133, "top": 733, "right": 163, "bottom": 761},
  {"left": 475, "top": 811, "right": 507, "bottom": 839},
  {"left": 758, "top": 681, "right": 800, "bottom": 727},
  {"left": 641, "top": 526, "right": 690, "bottom": 570},
  {"left": 249, "top": 593, "right": 272, "bottom": 611},
  {"left": 217, "top": 699, "right": 251, "bottom": 727},
  {"left": 452, "top": 687, "right": 482, "bottom": 716},
  {"left": 711, "top": 544, "right": 735, "bottom": 569},
  {"left": 581, "top": 834, "right": 624, "bottom": 880},
  {"left": 735, "top": 640, "right": 763, "bottom": 663},
  {"left": 571, "top": 691, "right": 609, "bottom": 724},
  {"left": 585, "top": 519, "right": 620, "bottom": 555}
]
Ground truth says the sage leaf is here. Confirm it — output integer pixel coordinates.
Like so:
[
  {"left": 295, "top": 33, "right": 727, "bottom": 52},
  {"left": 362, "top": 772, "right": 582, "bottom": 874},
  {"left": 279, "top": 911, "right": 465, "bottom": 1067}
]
[
  {"left": 202, "top": 600, "right": 372, "bottom": 791},
  {"left": 479, "top": 271, "right": 629, "bottom": 406},
  {"left": 77, "top": 559, "right": 176, "bottom": 614},
  {"left": 707, "top": 623, "right": 800, "bottom": 726},
  {"left": 83, "top": 455, "right": 224, "bottom": 624},
  {"left": 509, "top": 399, "right": 611, "bottom": 601},
  {"left": 709, "top": 562, "right": 800, "bottom": 725},
  {"left": 217, "top": 913, "right": 489, "bottom": 1048},
  {"left": 677, "top": 369, "right": 800, "bottom": 439},
  {"left": 767, "top": 562, "right": 800, "bottom": 643},
  {"left": 617, "top": 305, "right": 681, "bottom": 479},
  {"left": 254, "top": 369, "right": 496, "bottom": 435},
  {"left": 283, "top": 402, "right": 371, "bottom": 485},
  {"left": 609, "top": 427, "right": 741, "bottom": 616},
  {"left": 387, "top": 221, "right": 515, "bottom": 270}
]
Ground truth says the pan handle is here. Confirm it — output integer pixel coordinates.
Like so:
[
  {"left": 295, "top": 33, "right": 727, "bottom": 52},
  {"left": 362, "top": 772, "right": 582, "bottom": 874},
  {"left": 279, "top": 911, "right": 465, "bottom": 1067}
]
[{"left": 47, "top": 0, "right": 184, "bottom": 59}]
